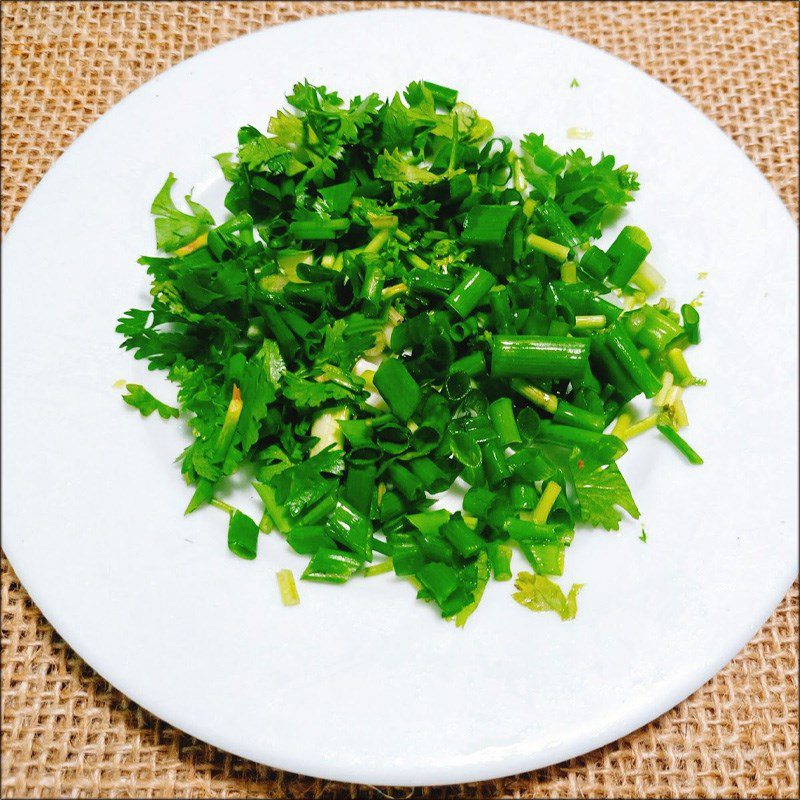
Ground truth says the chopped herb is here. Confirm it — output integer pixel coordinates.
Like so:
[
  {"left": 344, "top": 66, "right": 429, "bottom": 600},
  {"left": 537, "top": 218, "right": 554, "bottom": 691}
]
[
  {"left": 566, "top": 127, "right": 592, "bottom": 140},
  {"left": 512, "top": 572, "right": 582, "bottom": 620},
  {"left": 569, "top": 448, "right": 640, "bottom": 530},
  {"left": 569, "top": 78, "right": 580, "bottom": 88},
  {"left": 118, "top": 79, "right": 704, "bottom": 621},
  {"left": 276, "top": 569, "right": 300, "bottom": 605},
  {"left": 122, "top": 384, "right": 179, "bottom": 419}
]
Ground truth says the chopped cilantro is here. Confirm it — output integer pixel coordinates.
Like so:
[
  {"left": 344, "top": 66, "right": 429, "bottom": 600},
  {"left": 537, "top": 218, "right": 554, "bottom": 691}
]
[
  {"left": 117, "top": 79, "right": 703, "bottom": 622},
  {"left": 512, "top": 572, "right": 583, "bottom": 620},
  {"left": 569, "top": 448, "right": 640, "bottom": 531},
  {"left": 122, "top": 384, "right": 179, "bottom": 419}
]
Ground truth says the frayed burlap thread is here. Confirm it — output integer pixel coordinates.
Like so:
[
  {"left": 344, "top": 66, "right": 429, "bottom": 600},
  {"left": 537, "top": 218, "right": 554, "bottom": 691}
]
[{"left": 2, "top": 3, "right": 797, "bottom": 798}]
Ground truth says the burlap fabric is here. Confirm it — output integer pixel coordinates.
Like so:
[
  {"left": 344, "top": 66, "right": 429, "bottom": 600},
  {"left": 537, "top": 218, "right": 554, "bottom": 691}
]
[{"left": 1, "top": 2, "right": 797, "bottom": 797}]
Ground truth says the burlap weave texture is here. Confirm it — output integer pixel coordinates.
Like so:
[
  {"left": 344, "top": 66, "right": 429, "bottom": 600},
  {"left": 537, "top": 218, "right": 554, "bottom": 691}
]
[{"left": 2, "top": 2, "right": 798, "bottom": 798}]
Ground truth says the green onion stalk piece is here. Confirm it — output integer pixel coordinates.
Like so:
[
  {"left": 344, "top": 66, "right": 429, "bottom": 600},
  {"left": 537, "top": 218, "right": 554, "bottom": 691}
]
[
  {"left": 276, "top": 569, "right": 300, "bottom": 605},
  {"left": 446, "top": 267, "right": 497, "bottom": 318},
  {"left": 491, "top": 335, "right": 589, "bottom": 382},
  {"left": 373, "top": 357, "right": 421, "bottom": 422},
  {"left": 607, "top": 226, "right": 651, "bottom": 287}
]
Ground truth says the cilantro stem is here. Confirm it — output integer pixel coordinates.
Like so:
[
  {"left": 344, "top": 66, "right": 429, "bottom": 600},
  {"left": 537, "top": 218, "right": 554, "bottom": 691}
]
[
  {"left": 656, "top": 420, "right": 703, "bottom": 464},
  {"left": 510, "top": 379, "right": 559, "bottom": 415},
  {"left": 210, "top": 498, "right": 235, "bottom": 515},
  {"left": 619, "top": 413, "right": 659, "bottom": 441},
  {"left": 363, "top": 228, "right": 390, "bottom": 254}
]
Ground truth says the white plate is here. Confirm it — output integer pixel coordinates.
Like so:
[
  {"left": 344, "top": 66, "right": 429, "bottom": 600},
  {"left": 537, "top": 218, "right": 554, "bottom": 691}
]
[{"left": 2, "top": 8, "right": 797, "bottom": 787}]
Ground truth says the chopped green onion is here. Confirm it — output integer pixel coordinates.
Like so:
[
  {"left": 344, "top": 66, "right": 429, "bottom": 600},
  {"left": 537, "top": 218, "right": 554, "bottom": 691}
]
[
  {"left": 227, "top": 510, "right": 260, "bottom": 560},
  {"left": 373, "top": 358, "right": 421, "bottom": 422},
  {"left": 487, "top": 543, "right": 512, "bottom": 581},
  {"left": 309, "top": 406, "right": 348, "bottom": 457},
  {"left": 276, "top": 569, "right": 300, "bottom": 605},
  {"left": 526, "top": 233, "right": 570, "bottom": 262},
  {"left": 573, "top": 315, "right": 606, "bottom": 330},
  {"left": 423, "top": 80, "right": 458, "bottom": 108},
  {"left": 302, "top": 548, "right": 363, "bottom": 584},
  {"left": 510, "top": 379, "right": 559, "bottom": 414},
  {"left": 605, "top": 324, "right": 662, "bottom": 398},
  {"left": 364, "top": 559, "right": 394, "bottom": 577},
  {"left": 446, "top": 267, "right": 497, "bottom": 318},
  {"left": 450, "top": 351, "right": 486, "bottom": 377},
  {"left": 579, "top": 245, "right": 613, "bottom": 281},
  {"left": 619, "top": 413, "right": 659, "bottom": 441},
  {"left": 488, "top": 397, "right": 522, "bottom": 445},
  {"left": 657, "top": 420, "right": 703, "bottom": 464},
  {"left": 443, "top": 516, "right": 486, "bottom": 557},
  {"left": 461, "top": 205, "right": 518, "bottom": 246},
  {"left": 532, "top": 481, "right": 561, "bottom": 524},
  {"left": 666, "top": 347, "right": 696, "bottom": 386},
  {"left": 491, "top": 335, "right": 589, "bottom": 381},
  {"left": 631, "top": 260, "right": 665, "bottom": 296},
  {"left": 482, "top": 440, "right": 512, "bottom": 487},
  {"left": 552, "top": 400, "right": 605, "bottom": 432},
  {"left": 607, "top": 226, "right": 651, "bottom": 287},
  {"left": 681, "top": 304, "right": 701, "bottom": 344}
]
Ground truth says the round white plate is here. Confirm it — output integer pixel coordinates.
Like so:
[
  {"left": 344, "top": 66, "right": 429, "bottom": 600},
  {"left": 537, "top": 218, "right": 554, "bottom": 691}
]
[{"left": 3, "top": 8, "right": 797, "bottom": 787}]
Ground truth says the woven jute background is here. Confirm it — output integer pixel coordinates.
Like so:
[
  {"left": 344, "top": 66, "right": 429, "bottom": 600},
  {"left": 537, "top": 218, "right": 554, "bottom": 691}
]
[{"left": 2, "top": 2, "right": 797, "bottom": 798}]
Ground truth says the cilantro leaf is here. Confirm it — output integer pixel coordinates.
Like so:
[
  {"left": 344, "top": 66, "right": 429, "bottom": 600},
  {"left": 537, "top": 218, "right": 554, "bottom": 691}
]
[
  {"left": 316, "top": 316, "right": 381, "bottom": 370},
  {"left": 381, "top": 92, "right": 420, "bottom": 149},
  {"left": 122, "top": 384, "right": 179, "bottom": 419},
  {"left": 512, "top": 572, "right": 583, "bottom": 620},
  {"left": 227, "top": 353, "right": 276, "bottom": 453},
  {"left": 374, "top": 149, "right": 441, "bottom": 184},
  {"left": 286, "top": 81, "right": 381, "bottom": 143},
  {"left": 213, "top": 152, "right": 239, "bottom": 181},
  {"left": 257, "top": 339, "right": 287, "bottom": 387},
  {"left": 557, "top": 149, "right": 639, "bottom": 240},
  {"left": 268, "top": 108, "right": 305, "bottom": 146},
  {"left": 237, "top": 135, "right": 292, "bottom": 174},
  {"left": 403, "top": 80, "right": 436, "bottom": 115},
  {"left": 569, "top": 448, "right": 640, "bottom": 530},
  {"left": 150, "top": 173, "right": 214, "bottom": 252},
  {"left": 282, "top": 372, "right": 354, "bottom": 409}
]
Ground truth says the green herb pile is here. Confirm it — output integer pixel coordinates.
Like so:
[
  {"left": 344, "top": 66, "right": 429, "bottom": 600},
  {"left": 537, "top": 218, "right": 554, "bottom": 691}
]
[{"left": 118, "top": 80, "right": 703, "bottom": 623}]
